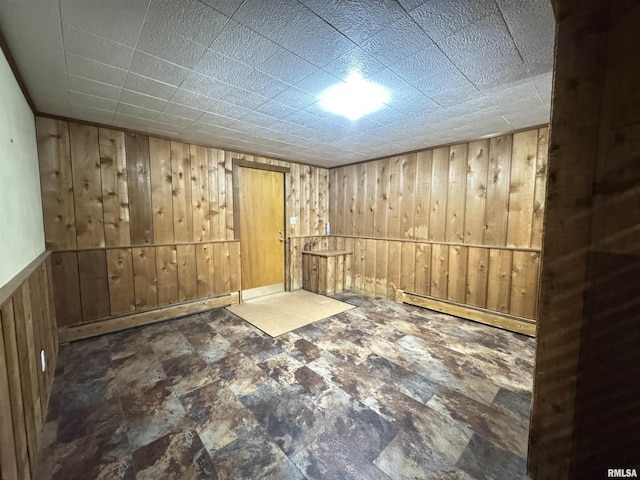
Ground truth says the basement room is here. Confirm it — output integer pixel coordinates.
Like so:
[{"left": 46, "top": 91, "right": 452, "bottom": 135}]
[{"left": 0, "top": 1, "right": 638, "bottom": 479}]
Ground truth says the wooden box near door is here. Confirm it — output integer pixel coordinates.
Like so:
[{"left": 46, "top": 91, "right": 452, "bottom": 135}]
[{"left": 302, "top": 250, "right": 353, "bottom": 296}]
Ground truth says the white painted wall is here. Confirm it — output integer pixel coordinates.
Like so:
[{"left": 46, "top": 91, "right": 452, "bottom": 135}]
[{"left": 0, "top": 48, "right": 45, "bottom": 289}]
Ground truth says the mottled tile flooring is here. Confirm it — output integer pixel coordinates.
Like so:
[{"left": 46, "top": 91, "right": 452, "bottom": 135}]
[{"left": 37, "top": 292, "right": 535, "bottom": 480}]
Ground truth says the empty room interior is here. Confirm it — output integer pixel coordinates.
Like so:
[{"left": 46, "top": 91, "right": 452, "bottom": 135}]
[{"left": 0, "top": 1, "right": 638, "bottom": 479}]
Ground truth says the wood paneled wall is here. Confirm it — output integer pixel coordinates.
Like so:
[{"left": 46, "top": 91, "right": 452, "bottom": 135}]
[
  {"left": 529, "top": 1, "right": 640, "bottom": 478},
  {"left": 36, "top": 116, "right": 329, "bottom": 329},
  {"left": 0, "top": 252, "right": 57, "bottom": 480},
  {"left": 329, "top": 126, "right": 548, "bottom": 322}
]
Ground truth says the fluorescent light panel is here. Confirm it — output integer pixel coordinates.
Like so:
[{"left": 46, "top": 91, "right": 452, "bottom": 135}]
[{"left": 319, "top": 71, "right": 389, "bottom": 121}]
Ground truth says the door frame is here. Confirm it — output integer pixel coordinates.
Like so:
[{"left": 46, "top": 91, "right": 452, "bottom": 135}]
[{"left": 232, "top": 159, "right": 291, "bottom": 294}]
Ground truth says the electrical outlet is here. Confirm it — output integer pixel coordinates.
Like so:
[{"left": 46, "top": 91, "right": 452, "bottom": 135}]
[
  {"left": 41, "top": 350, "right": 46, "bottom": 372},
  {"left": 290, "top": 216, "right": 297, "bottom": 225}
]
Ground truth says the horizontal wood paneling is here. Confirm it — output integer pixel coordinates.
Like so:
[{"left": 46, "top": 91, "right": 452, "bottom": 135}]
[{"left": 0, "top": 253, "right": 57, "bottom": 480}]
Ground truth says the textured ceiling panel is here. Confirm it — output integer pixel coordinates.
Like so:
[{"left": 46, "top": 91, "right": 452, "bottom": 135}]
[{"left": 0, "top": 0, "right": 554, "bottom": 167}]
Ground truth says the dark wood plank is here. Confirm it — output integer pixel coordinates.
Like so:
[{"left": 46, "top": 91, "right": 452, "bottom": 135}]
[{"left": 125, "top": 133, "right": 154, "bottom": 245}]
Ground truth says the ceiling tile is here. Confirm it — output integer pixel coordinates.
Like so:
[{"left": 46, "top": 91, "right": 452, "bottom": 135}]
[
  {"left": 255, "top": 100, "right": 299, "bottom": 119},
  {"left": 299, "top": 0, "right": 405, "bottom": 44},
  {"left": 322, "top": 47, "right": 386, "bottom": 81},
  {"left": 255, "top": 47, "right": 317, "bottom": 85},
  {"left": 436, "top": 12, "right": 524, "bottom": 88},
  {"left": 206, "top": 100, "right": 252, "bottom": 120},
  {"left": 155, "top": 112, "right": 194, "bottom": 129},
  {"left": 496, "top": 0, "right": 555, "bottom": 69},
  {"left": 120, "top": 89, "right": 168, "bottom": 112},
  {"left": 409, "top": 0, "right": 499, "bottom": 42},
  {"left": 123, "top": 73, "right": 177, "bottom": 100},
  {"left": 65, "top": 54, "right": 128, "bottom": 87},
  {"left": 199, "top": 0, "right": 245, "bottom": 17},
  {"left": 60, "top": 0, "right": 149, "bottom": 47},
  {"left": 69, "top": 90, "right": 119, "bottom": 111},
  {"left": 360, "top": 15, "right": 434, "bottom": 66},
  {"left": 136, "top": 27, "right": 207, "bottom": 69},
  {"left": 271, "top": 87, "right": 318, "bottom": 110},
  {"left": 170, "top": 89, "right": 216, "bottom": 111},
  {"left": 209, "top": 20, "right": 280, "bottom": 67},
  {"left": 116, "top": 102, "right": 160, "bottom": 120},
  {"left": 389, "top": 45, "right": 454, "bottom": 84},
  {"left": 233, "top": 0, "right": 355, "bottom": 66},
  {"left": 128, "top": 51, "right": 191, "bottom": 87},
  {"left": 143, "top": 0, "right": 229, "bottom": 47},
  {"left": 0, "top": 1, "right": 63, "bottom": 47},
  {"left": 70, "top": 103, "right": 116, "bottom": 122},
  {"left": 69, "top": 75, "right": 122, "bottom": 101},
  {"left": 295, "top": 70, "right": 341, "bottom": 97},
  {"left": 161, "top": 103, "right": 206, "bottom": 121},
  {"left": 62, "top": 24, "right": 135, "bottom": 70}
]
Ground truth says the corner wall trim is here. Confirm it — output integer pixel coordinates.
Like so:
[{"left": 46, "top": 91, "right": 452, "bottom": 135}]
[
  {"left": 396, "top": 289, "right": 537, "bottom": 337},
  {"left": 58, "top": 292, "right": 240, "bottom": 343}
]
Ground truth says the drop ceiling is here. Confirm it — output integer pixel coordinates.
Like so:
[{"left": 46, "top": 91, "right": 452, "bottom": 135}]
[{"left": 0, "top": 0, "right": 554, "bottom": 167}]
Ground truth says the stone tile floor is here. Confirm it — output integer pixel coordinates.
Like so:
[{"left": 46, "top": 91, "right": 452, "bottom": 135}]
[{"left": 36, "top": 292, "right": 535, "bottom": 479}]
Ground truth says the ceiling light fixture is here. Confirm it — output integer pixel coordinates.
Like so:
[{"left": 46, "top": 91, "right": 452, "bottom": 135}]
[{"left": 319, "top": 71, "right": 389, "bottom": 121}]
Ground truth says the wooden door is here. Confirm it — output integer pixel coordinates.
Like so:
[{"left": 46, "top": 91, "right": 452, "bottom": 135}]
[{"left": 238, "top": 167, "right": 285, "bottom": 299}]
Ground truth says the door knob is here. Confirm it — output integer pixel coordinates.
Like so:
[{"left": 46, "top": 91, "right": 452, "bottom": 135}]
[{"left": 278, "top": 237, "right": 284, "bottom": 242}]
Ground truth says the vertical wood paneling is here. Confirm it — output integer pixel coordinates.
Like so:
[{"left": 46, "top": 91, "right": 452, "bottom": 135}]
[
  {"left": 0, "top": 255, "right": 58, "bottom": 480},
  {"left": 106, "top": 248, "right": 135, "bottom": 315},
  {"left": 99, "top": 128, "right": 130, "bottom": 247},
  {"left": 224, "top": 152, "right": 234, "bottom": 240},
  {"left": 485, "top": 135, "right": 512, "bottom": 246},
  {"left": 0, "top": 300, "right": 29, "bottom": 480},
  {"left": 149, "top": 137, "right": 174, "bottom": 244},
  {"left": 507, "top": 130, "right": 539, "bottom": 247},
  {"left": 466, "top": 248, "right": 489, "bottom": 309},
  {"left": 177, "top": 244, "right": 197, "bottom": 302},
  {"left": 414, "top": 243, "right": 431, "bottom": 296},
  {"left": 0, "top": 305, "right": 19, "bottom": 480},
  {"left": 387, "top": 157, "right": 401, "bottom": 239},
  {"left": 16, "top": 283, "right": 41, "bottom": 456},
  {"left": 132, "top": 247, "right": 158, "bottom": 310},
  {"left": 354, "top": 163, "right": 366, "bottom": 236},
  {"left": 446, "top": 144, "right": 468, "bottom": 243},
  {"left": 430, "top": 243, "right": 449, "bottom": 299},
  {"left": 400, "top": 242, "right": 416, "bottom": 293},
  {"left": 364, "top": 239, "right": 376, "bottom": 294},
  {"left": 487, "top": 249, "right": 513, "bottom": 313},
  {"left": 447, "top": 245, "right": 468, "bottom": 303},
  {"left": 195, "top": 243, "right": 214, "bottom": 298},
  {"left": 364, "top": 162, "right": 378, "bottom": 237},
  {"left": 510, "top": 251, "right": 540, "bottom": 319},
  {"left": 375, "top": 240, "right": 388, "bottom": 296},
  {"left": 77, "top": 250, "right": 110, "bottom": 322},
  {"left": 229, "top": 241, "right": 241, "bottom": 292},
  {"left": 208, "top": 148, "right": 221, "bottom": 241},
  {"left": 387, "top": 241, "right": 402, "bottom": 299},
  {"left": 400, "top": 153, "right": 417, "bottom": 239},
  {"left": 70, "top": 123, "right": 105, "bottom": 248},
  {"left": 191, "top": 145, "right": 210, "bottom": 242},
  {"left": 125, "top": 133, "right": 154, "bottom": 245},
  {"left": 465, "top": 140, "right": 489, "bottom": 244},
  {"left": 36, "top": 117, "right": 77, "bottom": 250},
  {"left": 429, "top": 147, "right": 449, "bottom": 242},
  {"left": 354, "top": 238, "right": 365, "bottom": 291},
  {"left": 156, "top": 246, "right": 179, "bottom": 305},
  {"left": 171, "top": 141, "right": 193, "bottom": 243},
  {"left": 375, "top": 161, "right": 389, "bottom": 238},
  {"left": 50, "top": 252, "right": 82, "bottom": 326},
  {"left": 413, "top": 150, "right": 432, "bottom": 241},
  {"left": 531, "top": 127, "right": 549, "bottom": 249}
]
